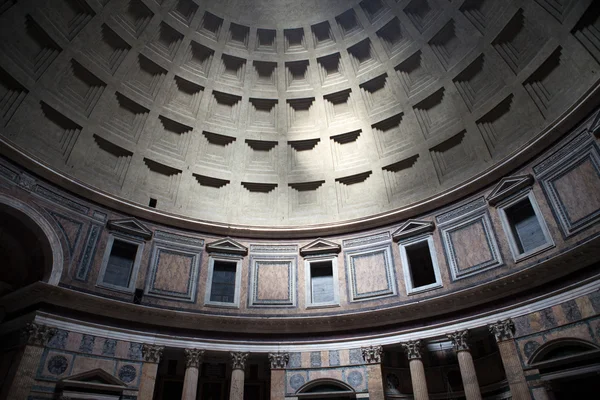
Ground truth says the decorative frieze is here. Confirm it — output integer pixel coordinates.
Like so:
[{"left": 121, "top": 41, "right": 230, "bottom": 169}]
[
  {"left": 142, "top": 344, "right": 164, "bottom": 363},
  {"left": 21, "top": 323, "right": 56, "bottom": 347},
  {"left": 489, "top": 319, "right": 515, "bottom": 342},
  {"left": 361, "top": 345, "right": 383, "bottom": 364},
  {"left": 268, "top": 352, "right": 289, "bottom": 369},
  {"left": 231, "top": 351, "right": 249, "bottom": 370},
  {"left": 401, "top": 340, "right": 423, "bottom": 360},
  {"left": 184, "top": 348, "right": 205, "bottom": 368},
  {"left": 447, "top": 330, "right": 470, "bottom": 352}
]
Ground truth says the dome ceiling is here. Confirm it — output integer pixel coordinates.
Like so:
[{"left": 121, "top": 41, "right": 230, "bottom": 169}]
[
  {"left": 0, "top": 0, "right": 598, "bottom": 229},
  {"left": 203, "top": 0, "right": 358, "bottom": 27}
]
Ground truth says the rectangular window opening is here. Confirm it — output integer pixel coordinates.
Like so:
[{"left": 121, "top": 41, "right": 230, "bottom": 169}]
[
  {"left": 103, "top": 240, "right": 137, "bottom": 288},
  {"left": 210, "top": 260, "right": 237, "bottom": 303},
  {"left": 149, "top": 198, "right": 157, "bottom": 208},
  {"left": 505, "top": 198, "right": 546, "bottom": 254},
  {"left": 310, "top": 261, "right": 334, "bottom": 304},
  {"left": 406, "top": 241, "right": 437, "bottom": 288}
]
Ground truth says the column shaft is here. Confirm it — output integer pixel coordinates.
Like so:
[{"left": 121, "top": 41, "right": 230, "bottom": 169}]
[
  {"left": 457, "top": 350, "right": 482, "bottom": 400},
  {"left": 6, "top": 344, "right": 44, "bottom": 400},
  {"left": 138, "top": 362, "right": 160, "bottom": 400},
  {"left": 182, "top": 366, "right": 199, "bottom": 400},
  {"left": 366, "top": 363, "right": 385, "bottom": 400},
  {"left": 229, "top": 368, "right": 245, "bottom": 400},
  {"left": 409, "top": 358, "right": 429, "bottom": 400},
  {"left": 270, "top": 369, "right": 285, "bottom": 400},
  {"left": 497, "top": 340, "right": 531, "bottom": 400}
]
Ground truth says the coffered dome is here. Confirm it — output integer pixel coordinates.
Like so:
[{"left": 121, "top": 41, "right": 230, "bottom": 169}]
[{"left": 0, "top": 0, "right": 598, "bottom": 233}]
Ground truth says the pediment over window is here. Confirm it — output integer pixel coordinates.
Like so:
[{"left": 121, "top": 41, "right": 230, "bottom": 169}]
[
  {"left": 300, "top": 238, "right": 341, "bottom": 256},
  {"left": 206, "top": 237, "right": 248, "bottom": 256},
  {"left": 392, "top": 219, "right": 435, "bottom": 241},
  {"left": 57, "top": 368, "right": 127, "bottom": 395},
  {"left": 107, "top": 218, "right": 153, "bottom": 240},
  {"left": 486, "top": 175, "right": 534, "bottom": 206}
]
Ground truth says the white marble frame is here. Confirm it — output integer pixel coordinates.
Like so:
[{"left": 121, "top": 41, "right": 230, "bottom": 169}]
[
  {"left": 398, "top": 234, "right": 443, "bottom": 295},
  {"left": 96, "top": 233, "right": 145, "bottom": 293},
  {"left": 304, "top": 255, "right": 340, "bottom": 308},
  {"left": 496, "top": 189, "right": 555, "bottom": 262},
  {"left": 204, "top": 254, "right": 243, "bottom": 308}
]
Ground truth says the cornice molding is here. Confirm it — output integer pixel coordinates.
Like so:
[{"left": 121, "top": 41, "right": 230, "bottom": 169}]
[{"left": 14, "top": 274, "right": 598, "bottom": 353}]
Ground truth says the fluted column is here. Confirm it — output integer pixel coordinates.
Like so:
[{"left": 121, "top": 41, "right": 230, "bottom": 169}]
[
  {"left": 229, "top": 352, "right": 249, "bottom": 400},
  {"left": 448, "top": 330, "right": 482, "bottom": 400},
  {"left": 5, "top": 323, "right": 56, "bottom": 400},
  {"left": 182, "top": 349, "right": 204, "bottom": 400},
  {"left": 269, "top": 352, "right": 289, "bottom": 400},
  {"left": 139, "top": 344, "right": 164, "bottom": 400},
  {"left": 401, "top": 340, "right": 429, "bottom": 400},
  {"left": 489, "top": 319, "right": 531, "bottom": 400},
  {"left": 361, "top": 345, "right": 385, "bottom": 400}
]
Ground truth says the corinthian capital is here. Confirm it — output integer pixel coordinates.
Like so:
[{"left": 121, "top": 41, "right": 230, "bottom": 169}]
[
  {"left": 401, "top": 340, "right": 423, "bottom": 360},
  {"left": 361, "top": 345, "right": 383, "bottom": 364},
  {"left": 489, "top": 319, "right": 515, "bottom": 342},
  {"left": 447, "top": 330, "right": 470, "bottom": 352},
  {"left": 21, "top": 323, "right": 56, "bottom": 347},
  {"left": 184, "top": 348, "right": 205, "bottom": 368},
  {"left": 268, "top": 352, "right": 289, "bottom": 369},
  {"left": 142, "top": 344, "right": 164, "bottom": 363},
  {"left": 230, "top": 352, "right": 249, "bottom": 370}
]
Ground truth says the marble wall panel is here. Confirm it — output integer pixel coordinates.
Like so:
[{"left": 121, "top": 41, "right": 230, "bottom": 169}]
[
  {"left": 535, "top": 132, "right": 600, "bottom": 237},
  {"left": 248, "top": 254, "right": 297, "bottom": 307},
  {"left": 145, "top": 242, "right": 202, "bottom": 302},
  {"left": 345, "top": 244, "right": 396, "bottom": 302}
]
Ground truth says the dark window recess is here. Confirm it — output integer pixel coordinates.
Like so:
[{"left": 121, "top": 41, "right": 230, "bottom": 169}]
[
  {"left": 149, "top": 198, "right": 157, "bottom": 208},
  {"left": 133, "top": 288, "right": 144, "bottom": 304},
  {"left": 167, "top": 360, "right": 178, "bottom": 376},
  {"left": 103, "top": 240, "right": 137, "bottom": 287},
  {"left": 506, "top": 199, "right": 546, "bottom": 254},
  {"left": 210, "top": 261, "right": 236, "bottom": 303},
  {"left": 406, "top": 241, "right": 436, "bottom": 288},
  {"left": 310, "top": 261, "right": 334, "bottom": 303},
  {"left": 161, "top": 380, "right": 183, "bottom": 400}
]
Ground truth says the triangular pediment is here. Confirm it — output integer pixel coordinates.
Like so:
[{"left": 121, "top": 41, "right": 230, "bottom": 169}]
[
  {"left": 392, "top": 219, "right": 435, "bottom": 241},
  {"left": 487, "top": 175, "right": 533, "bottom": 206},
  {"left": 107, "top": 218, "right": 153, "bottom": 240},
  {"left": 58, "top": 368, "right": 127, "bottom": 392},
  {"left": 300, "top": 238, "right": 341, "bottom": 256},
  {"left": 206, "top": 237, "right": 248, "bottom": 256}
]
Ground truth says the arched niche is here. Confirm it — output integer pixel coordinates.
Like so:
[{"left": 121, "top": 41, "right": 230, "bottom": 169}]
[
  {"left": 529, "top": 338, "right": 600, "bottom": 365},
  {"left": 296, "top": 378, "right": 356, "bottom": 398},
  {"left": 0, "top": 194, "right": 64, "bottom": 295}
]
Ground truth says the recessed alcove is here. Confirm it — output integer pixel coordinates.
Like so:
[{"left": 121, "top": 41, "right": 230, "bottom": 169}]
[
  {"left": 228, "top": 22, "right": 250, "bottom": 49},
  {"left": 311, "top": 21, "right": 335, "bottom": 48},
  {"left": 182, "top": 41, "right": 214, "bottom": 78},
  {"left": 336, "top": 9, "right": 363, "bottom": 39},
  {"left": 198, "top": 11, "right": 223, "bottom": 40},
  {"left": 377, "top": 17, "right": 412, "bottom": 58},
  {"left": 256, "top": 28, "right": 276, "bottom": 52},
  {"left": 285, "top": 60, "right": 311, "bottom": 91},
  {"left": 284, "top": 28, "right": 307, "bottom": 53}
]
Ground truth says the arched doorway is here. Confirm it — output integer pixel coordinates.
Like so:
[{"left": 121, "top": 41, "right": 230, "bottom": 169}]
[
  {"left": 528, "top": 339, "right": 600, "bottom": 399},
  {"left": 0, "top": 196, "right": 63, "bottom": 296},
  {"left": 296, "top": 379, "right": 357, "bottom": 399}
]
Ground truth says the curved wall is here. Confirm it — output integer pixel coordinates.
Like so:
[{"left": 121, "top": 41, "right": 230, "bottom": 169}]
[
  {"left": 0, "top": 0, "right": 599, "bottom": 229},
  {"left": 1, "top": 106, "right": 599, "bottom": 337}
]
